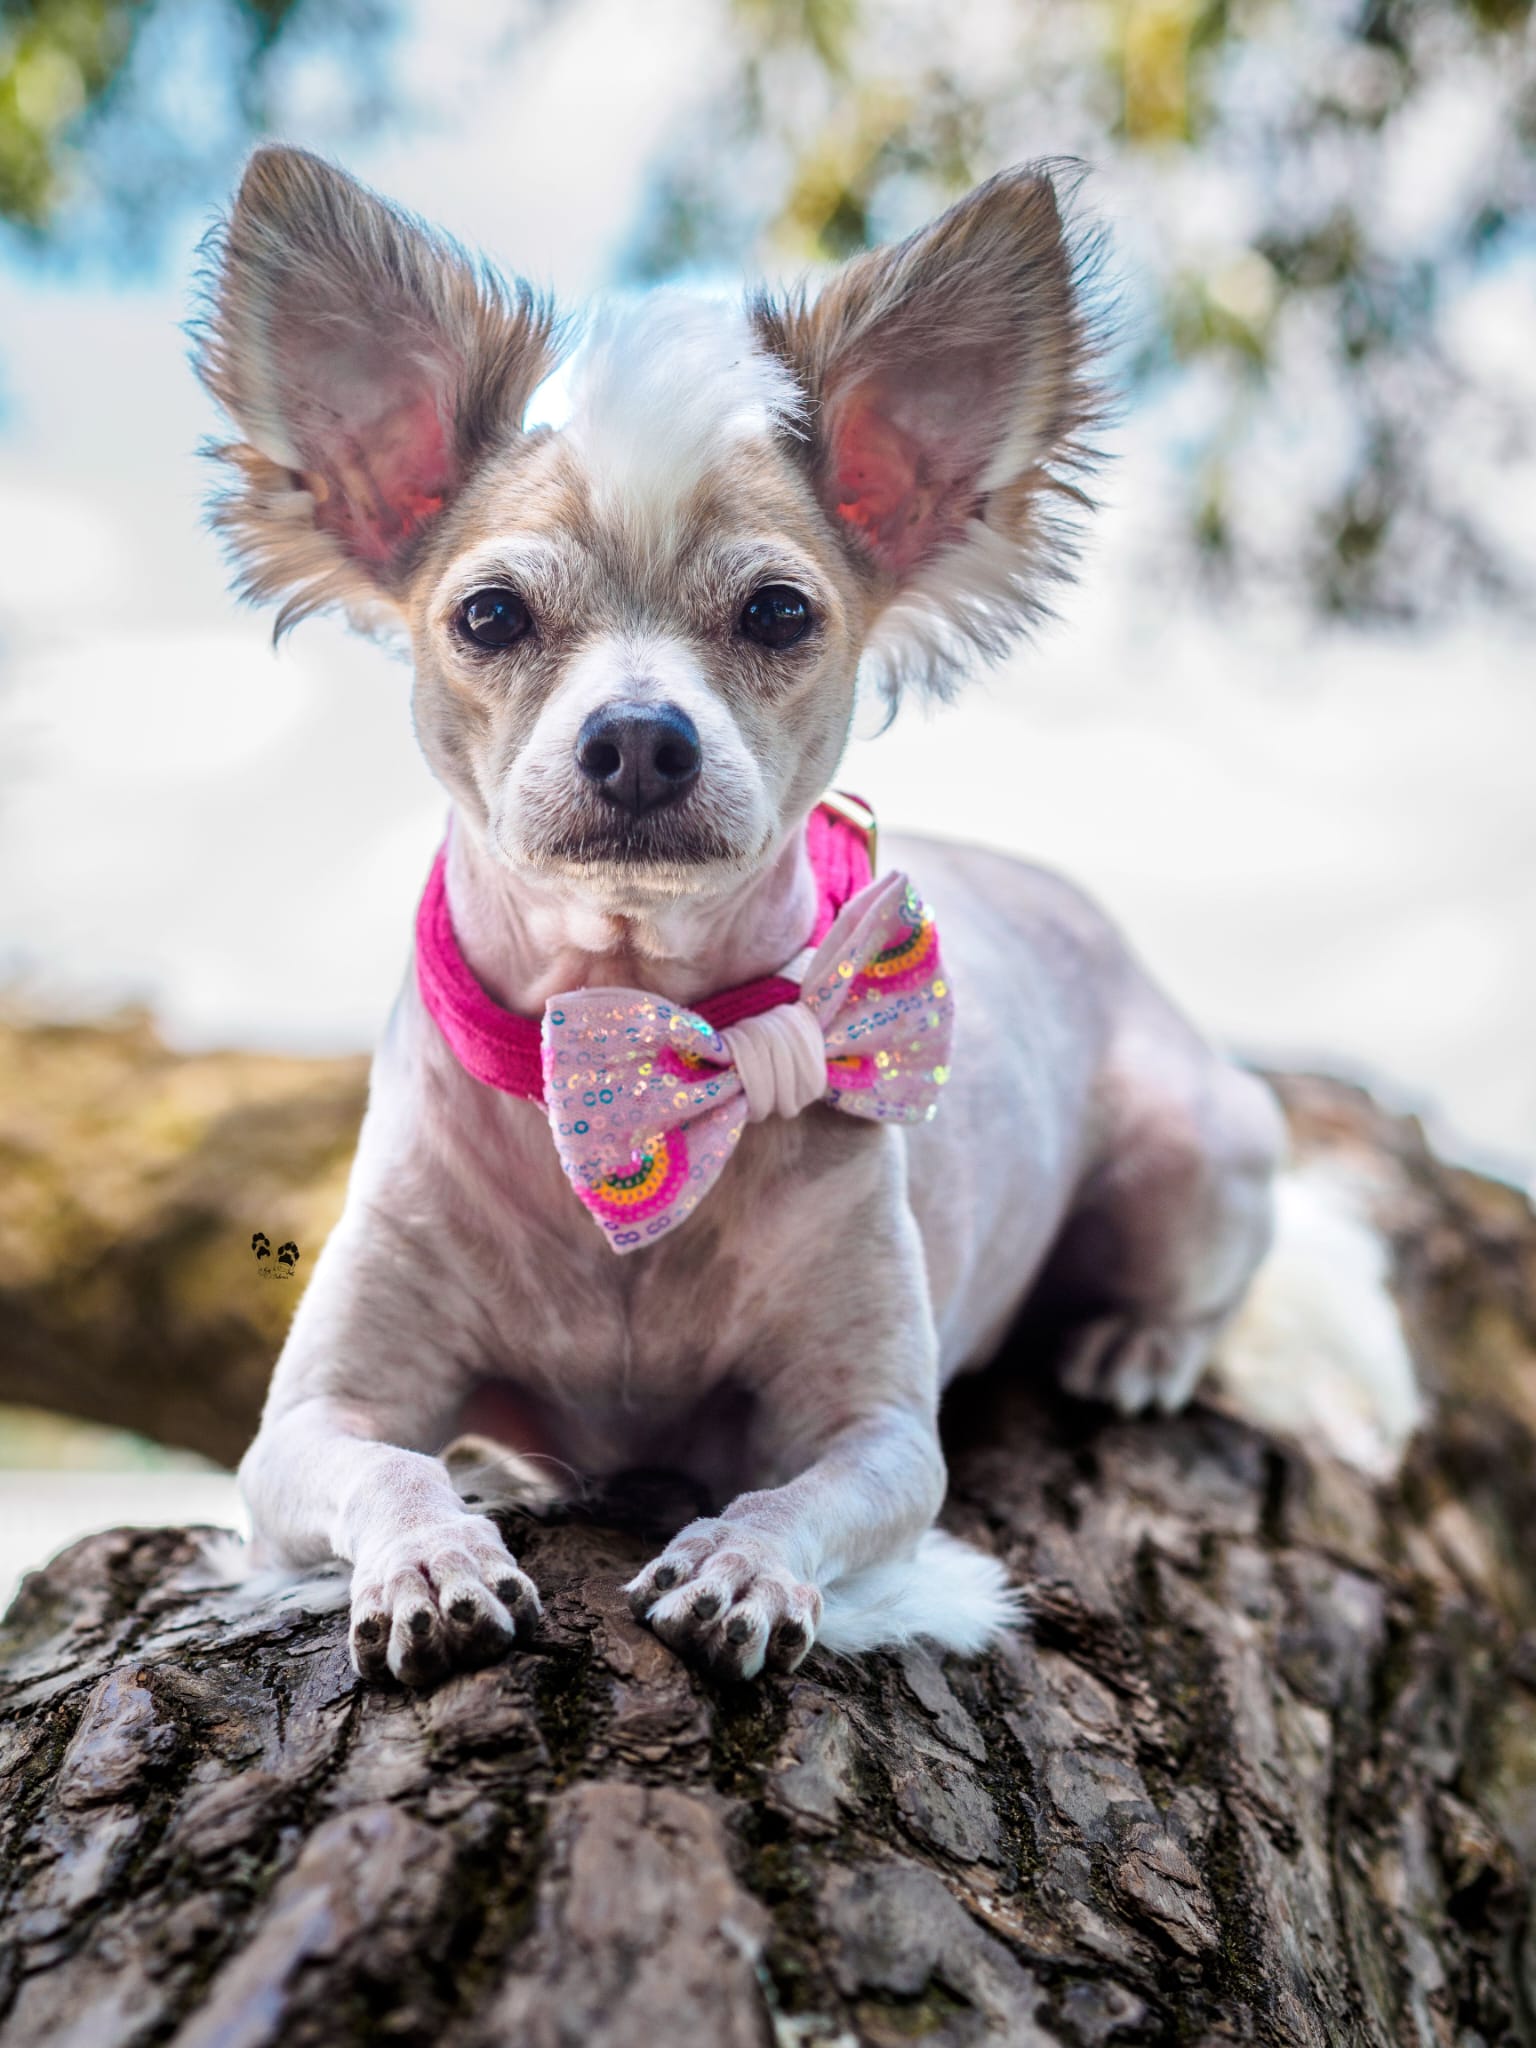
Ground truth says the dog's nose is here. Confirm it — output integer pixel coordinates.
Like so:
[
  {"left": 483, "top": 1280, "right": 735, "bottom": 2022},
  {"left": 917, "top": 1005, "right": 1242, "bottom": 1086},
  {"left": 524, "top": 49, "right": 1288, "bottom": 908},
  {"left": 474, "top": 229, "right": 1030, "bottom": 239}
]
[{"left": 575, "top": 702, "right": 702, "bottom": 815}]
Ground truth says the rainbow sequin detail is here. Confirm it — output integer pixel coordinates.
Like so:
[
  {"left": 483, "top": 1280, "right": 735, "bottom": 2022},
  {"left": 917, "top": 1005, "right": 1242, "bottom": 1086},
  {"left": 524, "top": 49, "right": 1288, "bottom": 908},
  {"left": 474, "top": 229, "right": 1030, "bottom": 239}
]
[
  {"left": 542, "top": 870, "right": 955, "bottom": 1252},
  {"left": 859, "top": 907, "right": 939, "bottom": 991},
  {"left": 575, "top": 1130, "right": 693, "bottom": 1244}
]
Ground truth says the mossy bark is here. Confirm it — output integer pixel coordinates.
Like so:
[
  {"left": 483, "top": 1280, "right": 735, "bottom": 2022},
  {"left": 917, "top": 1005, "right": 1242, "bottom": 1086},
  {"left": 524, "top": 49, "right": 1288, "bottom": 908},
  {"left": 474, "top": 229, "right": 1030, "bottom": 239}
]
[{"left": 3, "top": 1063, "right": 1536, "bottom": 2045}]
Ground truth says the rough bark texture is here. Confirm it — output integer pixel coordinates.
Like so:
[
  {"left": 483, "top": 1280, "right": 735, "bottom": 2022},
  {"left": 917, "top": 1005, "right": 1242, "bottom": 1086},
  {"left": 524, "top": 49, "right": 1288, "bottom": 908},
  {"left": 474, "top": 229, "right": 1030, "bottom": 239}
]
[{"left": 4, "top": 1071, "right": 1536, "bottom": 2046}]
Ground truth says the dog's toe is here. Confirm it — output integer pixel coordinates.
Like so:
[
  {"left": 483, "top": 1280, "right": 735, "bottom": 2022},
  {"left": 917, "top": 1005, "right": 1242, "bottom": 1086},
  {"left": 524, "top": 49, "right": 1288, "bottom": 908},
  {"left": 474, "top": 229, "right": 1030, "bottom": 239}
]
[
  {"left": 624, "top": 1518, "right": 724, "bottom": 1621},
  {"left": 348, "top": 1514, "right": 539, "bottom": 1688},
  {"left": 388, "top": 1570, "right": 452, "bottom": 1688},
  {"left": 629, "top": 1523, "right": 822, "bottom": 1681},
  {"left": 766, "top": 1613, "right": 813, "bottom": 1676},
  {"left": 349, "top": 1597, "right": 392, "bottom": 1681},
  {"left": 433, "top": 1550, "right": 529, "bottom": 1670},
  {"left": 1058, "top": 1313, "right": 1216, "bottom": 1418}
]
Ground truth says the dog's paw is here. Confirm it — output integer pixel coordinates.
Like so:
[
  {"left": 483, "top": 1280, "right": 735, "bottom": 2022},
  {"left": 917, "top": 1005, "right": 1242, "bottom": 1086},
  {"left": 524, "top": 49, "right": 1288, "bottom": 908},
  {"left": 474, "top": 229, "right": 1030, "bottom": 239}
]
[
  {"left": 626, "top": 1520, "right": 822, "bottom": 1681},
  {"left": 348, "top": 1513, "right": 541, "bottom": 1687},
  {"left": 1058, "top": 1312, "right": 1216, "bottom": 1417}
]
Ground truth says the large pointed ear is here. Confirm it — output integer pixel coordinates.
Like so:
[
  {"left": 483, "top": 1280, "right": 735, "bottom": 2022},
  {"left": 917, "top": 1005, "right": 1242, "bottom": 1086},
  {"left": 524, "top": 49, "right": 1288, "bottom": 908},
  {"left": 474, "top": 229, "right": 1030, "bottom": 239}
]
[
  {"left": 751, "top": 163, "right": 1105, "bottom": 700},
  {"left": 191, "top": 147, "right": 561, "bottom": 635}
]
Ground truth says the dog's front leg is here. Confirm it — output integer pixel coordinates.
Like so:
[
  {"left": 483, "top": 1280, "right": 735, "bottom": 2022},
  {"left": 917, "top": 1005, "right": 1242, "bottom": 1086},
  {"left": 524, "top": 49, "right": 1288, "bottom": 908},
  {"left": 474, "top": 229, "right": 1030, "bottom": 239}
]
[
  {"left": 626, "top": 1131, "right": 947, "bottom": 1681},
  {"left": 239, "top": 1217, "right": 541, "bottom": 1688},
  {"left": 626, "top": 1408, "right": 946, "bottom": 1680}
]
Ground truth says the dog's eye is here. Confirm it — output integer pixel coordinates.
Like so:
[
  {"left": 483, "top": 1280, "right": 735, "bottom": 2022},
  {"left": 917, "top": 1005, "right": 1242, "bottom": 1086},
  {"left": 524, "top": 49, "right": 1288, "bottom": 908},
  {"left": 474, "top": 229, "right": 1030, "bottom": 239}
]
[
  {"left": 457, "top": 587, "right": 532, "bottom": 649},
  {"left": 740, "top": 585, "right": 813, "bottom": 651}
]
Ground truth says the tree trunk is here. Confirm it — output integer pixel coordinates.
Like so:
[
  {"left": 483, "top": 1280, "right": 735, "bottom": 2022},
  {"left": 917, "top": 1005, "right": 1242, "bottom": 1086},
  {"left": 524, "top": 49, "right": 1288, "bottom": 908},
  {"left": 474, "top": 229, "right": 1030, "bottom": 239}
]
[
  {"left": 0, "top": 1006, "right": 368, "bottom": 1464},
  {"left": 3, "top": 1071, "right": 1536, "bottom": 2046}
]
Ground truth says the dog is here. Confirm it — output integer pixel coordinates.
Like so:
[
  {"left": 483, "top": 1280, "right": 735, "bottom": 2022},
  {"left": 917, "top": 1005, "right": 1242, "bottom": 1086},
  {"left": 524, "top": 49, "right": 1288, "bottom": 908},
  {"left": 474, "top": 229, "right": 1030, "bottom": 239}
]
[{"left": 195, "top": 147, "right": 1408, "bottom": 1689}]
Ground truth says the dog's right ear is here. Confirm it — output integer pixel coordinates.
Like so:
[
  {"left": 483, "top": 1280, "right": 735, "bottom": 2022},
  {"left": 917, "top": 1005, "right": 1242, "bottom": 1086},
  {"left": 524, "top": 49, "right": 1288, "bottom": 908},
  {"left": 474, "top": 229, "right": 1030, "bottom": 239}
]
[{"left": 192, "top": 147, "right": 560, "bottom": 635}]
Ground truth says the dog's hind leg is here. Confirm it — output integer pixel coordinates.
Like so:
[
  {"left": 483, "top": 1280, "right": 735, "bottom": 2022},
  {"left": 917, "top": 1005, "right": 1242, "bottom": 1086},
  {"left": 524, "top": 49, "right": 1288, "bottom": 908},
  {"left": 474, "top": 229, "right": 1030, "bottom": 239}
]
[{"left": 1045, "top": 1007, "right": 1287, "bottom": 1416}]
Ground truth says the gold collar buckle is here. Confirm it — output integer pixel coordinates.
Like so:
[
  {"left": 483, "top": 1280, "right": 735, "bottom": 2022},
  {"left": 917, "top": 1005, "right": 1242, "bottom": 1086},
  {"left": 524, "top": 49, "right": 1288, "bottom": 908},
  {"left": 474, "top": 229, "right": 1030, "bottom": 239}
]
[{"left": 821, "top": 789, "right": 879, "bottom": 875}]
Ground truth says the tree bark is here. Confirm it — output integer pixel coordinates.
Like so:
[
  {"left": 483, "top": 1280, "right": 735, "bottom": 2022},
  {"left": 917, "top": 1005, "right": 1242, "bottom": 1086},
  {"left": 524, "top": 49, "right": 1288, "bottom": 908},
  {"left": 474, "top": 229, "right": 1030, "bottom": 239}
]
[
  {"left": 0, "top": 1005, "right": 366, "bottom": 1463},
  {"left": 4, "top": 1069, "right": 1536, "bottom": 2045}
]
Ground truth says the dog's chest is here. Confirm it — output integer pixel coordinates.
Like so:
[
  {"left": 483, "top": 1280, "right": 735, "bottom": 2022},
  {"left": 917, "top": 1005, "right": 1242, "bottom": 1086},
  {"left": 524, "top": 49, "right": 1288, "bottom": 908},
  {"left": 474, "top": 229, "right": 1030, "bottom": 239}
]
[
  {"left": 510, "top": 1216, "right": 764, "bottom": 1407},
  {"left": 433, "top": 1081, "right": 793, "bottom": 1381},
  {"left": 419, "top": 1063, "right": 864, "bottom": 1433},
  {"left": 463, "top": 1187, "right": 782, "bottom": 1482}
]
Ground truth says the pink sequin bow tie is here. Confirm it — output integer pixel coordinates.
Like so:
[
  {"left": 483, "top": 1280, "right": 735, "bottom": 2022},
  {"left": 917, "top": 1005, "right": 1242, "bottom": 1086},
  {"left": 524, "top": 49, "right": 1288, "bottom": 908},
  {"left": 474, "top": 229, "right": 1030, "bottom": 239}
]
[{"left": 541, "top": 871, "right": 955, "bottom": 1252}]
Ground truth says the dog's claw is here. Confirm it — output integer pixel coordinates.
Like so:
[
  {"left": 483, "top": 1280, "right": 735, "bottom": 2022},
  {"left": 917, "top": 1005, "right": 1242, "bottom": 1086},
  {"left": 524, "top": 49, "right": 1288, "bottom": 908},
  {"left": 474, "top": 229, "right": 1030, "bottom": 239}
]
[
  {"left": 348, "top": 1515, "right": 541, "bottom": 1687},
  {"left": 626, "top": 1519, "right": 822, "bottom": 1681}
]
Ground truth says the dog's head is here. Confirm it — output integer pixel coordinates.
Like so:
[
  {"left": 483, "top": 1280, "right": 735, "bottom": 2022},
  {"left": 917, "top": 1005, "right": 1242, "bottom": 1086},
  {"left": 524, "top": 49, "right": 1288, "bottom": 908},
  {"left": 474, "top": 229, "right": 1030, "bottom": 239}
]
[{"left": 194, "top": 148, "right": 1099, "bottom": 912}]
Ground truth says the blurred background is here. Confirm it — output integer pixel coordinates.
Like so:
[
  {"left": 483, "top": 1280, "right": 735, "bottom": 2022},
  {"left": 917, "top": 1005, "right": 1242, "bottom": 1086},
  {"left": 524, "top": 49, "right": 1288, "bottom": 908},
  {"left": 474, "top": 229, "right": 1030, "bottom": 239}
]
[{"left": 0, "top": 0, "right": 1532, "bottom": 1599}]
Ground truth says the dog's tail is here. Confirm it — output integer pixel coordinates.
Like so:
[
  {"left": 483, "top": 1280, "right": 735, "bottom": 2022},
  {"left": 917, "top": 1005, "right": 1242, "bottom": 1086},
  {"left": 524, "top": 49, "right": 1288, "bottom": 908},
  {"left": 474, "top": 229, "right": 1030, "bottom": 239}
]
[
  {"left": 816, "top": 1158, "right": 1422, "bottom": 1660},
  {"left": 817, "top": 1527, "right": 1023, "bottom": 1659},
  {"left": 1211, "top": 1158, "right": 1423, "bottom": 1477}
]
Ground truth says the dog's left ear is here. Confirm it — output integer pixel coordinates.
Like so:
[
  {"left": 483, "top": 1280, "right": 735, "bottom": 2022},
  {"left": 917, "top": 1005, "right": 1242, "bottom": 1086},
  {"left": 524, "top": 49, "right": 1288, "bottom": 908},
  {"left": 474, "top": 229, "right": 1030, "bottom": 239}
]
[
  {"left": 752, "top": 164, "right": 1103, "bottom": 698},
  {"left": 193, "top": 147, "right": 561, "bottom": 635}
]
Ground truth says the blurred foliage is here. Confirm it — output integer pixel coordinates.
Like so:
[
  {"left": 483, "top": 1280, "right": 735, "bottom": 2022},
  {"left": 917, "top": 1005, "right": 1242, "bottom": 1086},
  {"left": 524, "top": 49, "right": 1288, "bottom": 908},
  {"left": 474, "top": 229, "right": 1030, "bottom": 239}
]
[
  {"left": 0, "top": 0, "right": 1530, "bottom": 618},
  {"left": 632, "top": 0, "right": 1536, "bottom": 621},
  {"left": 0, "top": 0, "right": 392, "bottom": 261},
  {"left": 0, "top": 0, "right": 139, "bottom": 230}
]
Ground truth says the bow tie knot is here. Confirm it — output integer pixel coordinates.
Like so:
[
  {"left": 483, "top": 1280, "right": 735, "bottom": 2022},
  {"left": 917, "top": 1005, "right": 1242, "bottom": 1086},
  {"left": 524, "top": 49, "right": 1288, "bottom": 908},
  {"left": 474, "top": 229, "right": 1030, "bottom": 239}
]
[
  {"left": 541, "top": 870, "right": 955, "bottom": 1252},
  {"left": 720, "top": 1002, "right": 828, "bottom": 1124}
]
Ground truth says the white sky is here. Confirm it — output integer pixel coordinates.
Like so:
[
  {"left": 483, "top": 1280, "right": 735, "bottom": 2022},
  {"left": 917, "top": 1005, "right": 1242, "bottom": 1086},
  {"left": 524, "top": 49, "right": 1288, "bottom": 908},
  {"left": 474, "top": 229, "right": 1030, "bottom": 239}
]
[{"left": 0, "top": 0, "right": 1531, "bottom": 1184}]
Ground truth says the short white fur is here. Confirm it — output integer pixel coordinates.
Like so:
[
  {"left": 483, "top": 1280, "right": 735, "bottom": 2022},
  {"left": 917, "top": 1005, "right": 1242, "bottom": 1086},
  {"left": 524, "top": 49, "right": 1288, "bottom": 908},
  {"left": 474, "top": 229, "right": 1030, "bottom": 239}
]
[{"left": 564, "top": 290, "right": 805, "bottom": 521}]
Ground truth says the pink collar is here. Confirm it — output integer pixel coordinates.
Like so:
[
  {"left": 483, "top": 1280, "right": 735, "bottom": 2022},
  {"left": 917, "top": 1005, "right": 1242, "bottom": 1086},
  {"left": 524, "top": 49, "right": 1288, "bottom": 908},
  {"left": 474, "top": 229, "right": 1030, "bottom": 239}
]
[{"left": 414, "top": 799, "right": 876, "bottom": 1101}]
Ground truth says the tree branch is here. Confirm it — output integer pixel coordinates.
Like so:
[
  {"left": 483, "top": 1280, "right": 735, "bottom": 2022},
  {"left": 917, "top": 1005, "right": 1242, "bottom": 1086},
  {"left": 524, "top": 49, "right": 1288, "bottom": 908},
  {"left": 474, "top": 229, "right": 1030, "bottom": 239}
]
[{"left": 3, "top": 1064, "right": 1534, "bottom": 2042}]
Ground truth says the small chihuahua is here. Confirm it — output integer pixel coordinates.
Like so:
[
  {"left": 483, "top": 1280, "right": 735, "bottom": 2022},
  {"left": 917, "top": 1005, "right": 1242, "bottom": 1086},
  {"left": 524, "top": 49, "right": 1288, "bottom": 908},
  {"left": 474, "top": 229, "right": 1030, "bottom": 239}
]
[{"left": 199, "top": 147, "right": 1293, "bottom": 1688}]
